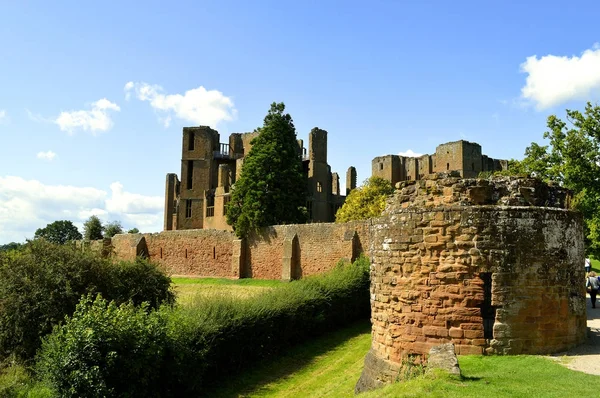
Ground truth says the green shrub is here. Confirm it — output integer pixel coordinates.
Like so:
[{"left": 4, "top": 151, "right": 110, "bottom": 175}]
[
  {"left": 0, "top": 240, "right": 174, "bottom": 362},
  {"left": 37, "top": 295, "right": 168, "bottom": 398},
  {"left": 36, "top": 256, "right": 370, "bottom": 397},
  {"left": 0, "top": 360, "right": 53, "bottom": 398},
  {"left": 100, "top": 258, "right": 175, "bottom": 309},
  {"left": 166, "top": 255, "right": 370, "bottom": 395}
]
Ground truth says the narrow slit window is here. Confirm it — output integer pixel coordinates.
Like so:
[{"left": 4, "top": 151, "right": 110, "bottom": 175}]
[
  {"left": 446, "top": 163, "right": 450, "bottom": 170},
  {"left": 213, "top": 247, "right": 216, "bottom": 259},
  {"left": 185, "top": 200, "right": 192, "bottom": 218},
  {"left": 317, "top": 182, "right": 322, "bottom": 192},
  {"left": 479, "top": 272, "right": 496, "bottom": 340},
  {"left": 187, "top": 160, "right": 193, "bottom": 189},
  {"left": 188, "top": 132, "right": 195, "bottom": 150}
]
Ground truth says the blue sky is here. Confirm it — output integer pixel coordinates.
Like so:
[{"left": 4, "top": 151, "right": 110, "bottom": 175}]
[{"left": 2, "top": 0, "right": 600, "bottom": 243}]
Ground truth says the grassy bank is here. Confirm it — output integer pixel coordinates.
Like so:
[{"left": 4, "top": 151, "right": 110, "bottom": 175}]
[
  {"left": 209, "top": 323, "right": 600, "bottom": 398},
  {"left": 209, "top": 320, "right": 371, "bottom": 398},
  {"left": 172, "top": 277, "right": 283, "bottom": 305}
]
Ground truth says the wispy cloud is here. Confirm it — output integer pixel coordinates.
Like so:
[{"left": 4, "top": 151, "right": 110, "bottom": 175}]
[
  {"left": 124, "top": 82, "right": 236, "bottom": 128},
  {"left": 520, "top": 43, "right": 600, "bottom": 109},
  {"left": 36, "top": 151, "right": 57, "bottom": 161},
  {"left": 54, "top": 98, "right": 120, "bottom": 134},
  {"left": 0, "top": 176, "right": 162, "bottom": 243},
  {"left": 0, "top": 110, "right": 7, "bottom": 124}
]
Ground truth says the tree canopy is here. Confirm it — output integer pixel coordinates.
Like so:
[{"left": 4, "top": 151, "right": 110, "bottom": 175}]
[
  {"left": 34, "top": 220, "right": 82, "bottom": 244},
  {"left": 226, "top": 102, "right": 308, "bottom": 237},
  {"left": 104, "top": 221, "right": 124, "bottom": 238},
  {"left": 335, "top": 176, "right": 394, "bottom": 223},
  {"left": 83, "top": 215, "right": 104, "bottom": 240},
  {"left": 508, "top": 102, "right": 600, "bottom": 256}
]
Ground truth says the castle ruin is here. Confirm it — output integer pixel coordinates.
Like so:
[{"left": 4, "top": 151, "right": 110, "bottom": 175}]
[
  {"left": 372, "top": 140, "right": 508, "bottom": 185},
  {"left": 356, "top": 174, "right": 586, "bottom": 392},
  {"left": 164, "top": 126, "right": 357, "bottom": 232}
]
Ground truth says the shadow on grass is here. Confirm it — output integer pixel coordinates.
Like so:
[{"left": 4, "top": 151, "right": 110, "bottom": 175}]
[{"left": 205, "top": 319, "right": 371, "bottom": 398}]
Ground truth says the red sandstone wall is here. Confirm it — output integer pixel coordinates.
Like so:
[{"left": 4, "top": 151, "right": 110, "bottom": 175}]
[
  {"left": 144, "top": 230, "right": 235, "bottom": 277},
  {"left": 111, "top": 234, "right": 140, "bottom": 261},
  {"left": 246, "top": 222, "right": 370, "bottom": 279},
  {"left": 111, "top": 222, "right": 371, "bottom": 280}
]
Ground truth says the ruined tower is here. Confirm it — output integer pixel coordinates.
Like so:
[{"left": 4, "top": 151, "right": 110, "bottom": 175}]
[
  {"left": 164, "top": 125, "right": 351, "bottom": 231},
  {"left": 356, "top": 175, "right": 586, "bottom": 393},
  {"left": 307, "top": 128, "right": 331, "bottom": 222}
]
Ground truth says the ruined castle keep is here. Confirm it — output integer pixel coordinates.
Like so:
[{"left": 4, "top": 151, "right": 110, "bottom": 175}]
[
  {"left": 372, "top": 140, "right": 508, "bottom": 185},
  {"left": 164, "top": 126, "right": 356, "bottom": 232},
  {"left": 356, "top": 174, "right": 586, "bottom": 392}
]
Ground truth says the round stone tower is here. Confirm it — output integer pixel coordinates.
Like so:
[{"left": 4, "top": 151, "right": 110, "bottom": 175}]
[{"left": 356, "top": 173, "right": 586, "bottom": 392}]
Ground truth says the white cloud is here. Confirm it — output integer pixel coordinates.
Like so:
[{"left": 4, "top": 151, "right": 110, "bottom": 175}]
[
  {"left": 0, "top": 176, "right": 163, "bottom": 244},
  {"left": 105, "top": 182, "right": 163, "bottom": 214},
  {"left": 54, "top": 98, "right": 121, "bottom": 134},
  {"left": 37, "top": 151, "right": 57, "bottom": 161},
  {"left": 0, "top": 110, "right": 6, "bottom": 123},
  {"left": 398, "top": 149, "right": 424, "bottom": 157},
  {"left": 520, "top": 43, "right": 600, "bottom": 109},
  {"left": 26, "top": 109, "right": 53, "bottom": 124},
  {"left": 124, "top": 81, "right": 236, "bottom": 128}
]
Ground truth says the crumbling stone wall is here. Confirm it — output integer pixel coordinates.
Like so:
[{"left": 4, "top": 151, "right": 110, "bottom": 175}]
[
  {"left": 246, "top": 222, "right": 371, "bottom": 279},
  {"left": 111, "top": 222, "right": 371, "bottom": 279},
  {"left": 357, "top": 174, "right": 586, "bottom": 391}
]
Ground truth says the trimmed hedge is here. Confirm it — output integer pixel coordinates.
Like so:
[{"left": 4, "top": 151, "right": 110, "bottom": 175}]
[
  {"left": 0, "top": 240, "right": 174, "bottom": 362},
  {"left": 37, "top": 256, "right": 371, "bottom": 397}
]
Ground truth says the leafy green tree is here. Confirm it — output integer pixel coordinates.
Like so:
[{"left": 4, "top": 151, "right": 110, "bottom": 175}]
[
  {"left": 0, "top": 242, "right": 23, "bottom": 252},
  {"left": 515, "top": 102, "right": 600, "bottom": 256},
  {"left": 226, "top": 102, "right": 308, "bottom": 237},
  {"left": 83, "top": 215, "right": 104, "bottom": 240},
  {"left": 335, "top": 176, "right": 394, "bottom": 222},
  {"left": 0, "top": 239, "right": 174, "bottom": 361},
  {"left": 104, "top": 221, "right": 124, "bottom": 238},
  {"left": 34, "top": 220, "right": 82, "bottom": 244},
  {"left": 128, "top": 227, "right": 140, "bottom": 234}
]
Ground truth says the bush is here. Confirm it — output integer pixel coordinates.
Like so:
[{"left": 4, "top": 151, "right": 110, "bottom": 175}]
[
  {"left": 36, "top": 256, "right": 370, "bottom": 397},
  {"left": 37, "top": 295, "right": 168, "bottom": 398},
  {"left": 166, "top": 255, "right": 370, "bottom": 395},
  {"left": 0, "top": 240, "right": 174, "bottom": 362}
]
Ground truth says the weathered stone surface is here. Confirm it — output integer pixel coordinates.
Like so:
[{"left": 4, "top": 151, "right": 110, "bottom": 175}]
[
  {"left": 110, "top": 221, "right": 372, "bottom": 280},
  {"left": 426, "top": 343, "right": 461, "bottom": 376},
  {"left": 357, "top": 175, "right": 586, "bottom": 392},
  {"left": 354, "top": 349, "right": 400, "bottom": 394}
]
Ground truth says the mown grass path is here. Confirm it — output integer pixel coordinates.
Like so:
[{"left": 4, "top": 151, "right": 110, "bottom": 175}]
[{"left": 208, "top": 320, "right": 371, "bottom": 398}]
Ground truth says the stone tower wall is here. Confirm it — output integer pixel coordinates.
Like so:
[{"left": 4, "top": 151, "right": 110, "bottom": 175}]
[
  {"left": 357, "top": 174, "right": 585, "bottom": 391},
  {"left": 372, "top": 155, "right": 402, "bottom": 186}
]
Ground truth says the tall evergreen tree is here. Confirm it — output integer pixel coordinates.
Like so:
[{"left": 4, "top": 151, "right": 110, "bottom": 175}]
[{"left": 226, "top": 102, "right": 308, "bottom": 237}]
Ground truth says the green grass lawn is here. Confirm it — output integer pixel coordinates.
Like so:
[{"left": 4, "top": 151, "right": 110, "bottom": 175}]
[
  {"left": 361, "top": 355, "right": 600, "bottom": 398},
  {"left": 207, "top": 320, "right": 372, "bottom": 398},
  {"left": 172, "top": 277, "right": 284, "bottom": 306},
  {"left": 207, "top": 321, "right": 600, "bottom": 398}
]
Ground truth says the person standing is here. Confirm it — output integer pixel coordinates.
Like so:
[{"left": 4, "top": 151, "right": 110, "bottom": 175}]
[
  {"left": 585, "top": 258, "right": 592, "bottom": 273},
  {"left": 587, "top": 271, "right": 600, "bottom": 308}
]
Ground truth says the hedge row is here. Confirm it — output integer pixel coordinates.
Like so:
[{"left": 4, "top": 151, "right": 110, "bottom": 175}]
[
  {"left": 0, "top": 240, "right": 175, "bottom": 362},
  {"left": 37, "top": 256, "right": 371, "bottom": 397}
]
